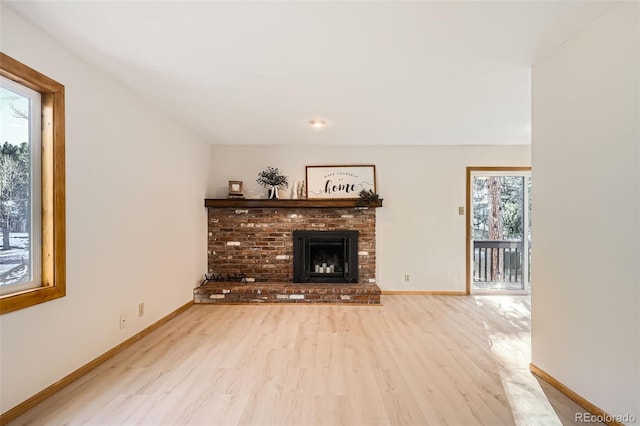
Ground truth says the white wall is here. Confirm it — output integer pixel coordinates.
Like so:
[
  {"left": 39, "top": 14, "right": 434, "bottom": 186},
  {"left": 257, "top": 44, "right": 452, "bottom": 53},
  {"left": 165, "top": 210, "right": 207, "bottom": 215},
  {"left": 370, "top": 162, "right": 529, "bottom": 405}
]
[
  {"left": 532, "top": 2, "right": 639, "bottom": 420},
  {"left": 207, "top": 144, "right": 530, "bottom": 291},
  {"left": 0, "top": 7, "right": 210, "bottom": 413}
]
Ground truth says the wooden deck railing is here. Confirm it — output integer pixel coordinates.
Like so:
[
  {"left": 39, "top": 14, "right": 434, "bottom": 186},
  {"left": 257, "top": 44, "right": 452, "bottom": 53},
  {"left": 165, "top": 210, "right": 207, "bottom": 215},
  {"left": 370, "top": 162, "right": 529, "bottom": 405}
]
[{"left": 473, "top": 240, "right": 528, "bottom": 283}]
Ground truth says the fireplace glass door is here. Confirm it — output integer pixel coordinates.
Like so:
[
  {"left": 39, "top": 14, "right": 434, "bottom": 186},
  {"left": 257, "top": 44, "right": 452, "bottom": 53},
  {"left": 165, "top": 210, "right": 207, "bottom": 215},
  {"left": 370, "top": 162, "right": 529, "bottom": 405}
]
[{"left": 293, "top": 230, "right": 358, "bottom": 283}]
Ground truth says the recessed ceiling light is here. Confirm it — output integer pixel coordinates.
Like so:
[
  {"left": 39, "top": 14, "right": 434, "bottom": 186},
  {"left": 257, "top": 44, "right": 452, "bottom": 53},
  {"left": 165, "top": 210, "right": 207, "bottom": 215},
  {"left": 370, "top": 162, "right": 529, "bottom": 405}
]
[{"left": 309, "top": 119, "right": 326, "bottom": 129}]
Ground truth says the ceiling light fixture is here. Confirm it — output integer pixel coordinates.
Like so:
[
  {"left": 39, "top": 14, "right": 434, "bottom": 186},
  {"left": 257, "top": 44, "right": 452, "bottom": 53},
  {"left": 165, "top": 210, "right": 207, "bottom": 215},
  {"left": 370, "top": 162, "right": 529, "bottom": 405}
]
[{"left": 309, "top": 119, "right": 326, "bottom": 129}]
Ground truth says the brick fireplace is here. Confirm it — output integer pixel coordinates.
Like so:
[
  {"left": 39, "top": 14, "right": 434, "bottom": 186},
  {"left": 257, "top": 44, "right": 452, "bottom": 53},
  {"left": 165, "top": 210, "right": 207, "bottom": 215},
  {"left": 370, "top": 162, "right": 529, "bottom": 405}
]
[{"left": 194, "top": 199, "right": 381, "bottom": 304}]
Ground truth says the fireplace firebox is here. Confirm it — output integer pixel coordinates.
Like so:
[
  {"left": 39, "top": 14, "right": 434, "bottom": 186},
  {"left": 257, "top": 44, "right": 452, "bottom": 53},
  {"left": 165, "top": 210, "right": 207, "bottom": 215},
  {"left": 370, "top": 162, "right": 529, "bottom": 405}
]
[{"left": 293, "top": 230, "right": 359, "bottom": 283}]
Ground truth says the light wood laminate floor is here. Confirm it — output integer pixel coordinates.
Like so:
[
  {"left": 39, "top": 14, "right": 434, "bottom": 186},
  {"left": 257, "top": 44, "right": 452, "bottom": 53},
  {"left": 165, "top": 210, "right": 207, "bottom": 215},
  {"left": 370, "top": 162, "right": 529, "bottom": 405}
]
[{"left": 8, "top": 296, "right": 600, "bottom": 426}]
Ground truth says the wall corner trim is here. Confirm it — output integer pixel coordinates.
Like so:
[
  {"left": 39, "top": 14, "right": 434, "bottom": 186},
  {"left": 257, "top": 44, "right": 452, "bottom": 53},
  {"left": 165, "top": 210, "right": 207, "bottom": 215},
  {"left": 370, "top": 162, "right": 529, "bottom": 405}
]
[
  {"left": 529, "top": 363, "right": 624, "bottom": 426},
  {"left": 0, "top": 300, "right": 194, "bottom": 425}
]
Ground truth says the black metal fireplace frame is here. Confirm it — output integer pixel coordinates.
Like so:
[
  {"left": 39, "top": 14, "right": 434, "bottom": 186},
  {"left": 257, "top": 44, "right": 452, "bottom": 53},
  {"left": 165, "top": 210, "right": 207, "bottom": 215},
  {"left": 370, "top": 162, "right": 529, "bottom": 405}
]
[{"left": 293, "top": 230, "right": 359, "bottom": 283}]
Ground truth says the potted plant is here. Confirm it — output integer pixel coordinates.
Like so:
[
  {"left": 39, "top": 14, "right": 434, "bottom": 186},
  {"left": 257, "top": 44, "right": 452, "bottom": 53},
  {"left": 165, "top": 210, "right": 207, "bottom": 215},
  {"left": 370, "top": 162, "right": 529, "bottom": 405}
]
[
  {"left": 256, "top": 166, "right": 289, "bottom": 199},
  {"left": 357, "top": 189, "right": 381, "bottom": 206}
]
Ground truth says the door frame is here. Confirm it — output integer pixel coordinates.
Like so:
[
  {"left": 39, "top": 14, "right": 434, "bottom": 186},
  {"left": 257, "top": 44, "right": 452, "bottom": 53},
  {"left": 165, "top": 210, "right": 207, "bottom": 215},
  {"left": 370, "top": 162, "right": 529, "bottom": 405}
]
[{"left": 466, "top": 166, "right": 532, "bottom": 295}]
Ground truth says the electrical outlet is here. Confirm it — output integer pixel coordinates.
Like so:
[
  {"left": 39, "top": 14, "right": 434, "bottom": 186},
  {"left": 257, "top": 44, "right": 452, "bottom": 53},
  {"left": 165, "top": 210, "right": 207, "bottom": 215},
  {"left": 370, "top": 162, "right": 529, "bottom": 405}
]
[
  {"left": 138, "top": 303, "right": 144, "bottom": 317},
  {"left": 404, "top": 274, "right": 410, "bottom": 282},
  {"left": 120, "top": 311, "right": 127, "bottom": 329}
]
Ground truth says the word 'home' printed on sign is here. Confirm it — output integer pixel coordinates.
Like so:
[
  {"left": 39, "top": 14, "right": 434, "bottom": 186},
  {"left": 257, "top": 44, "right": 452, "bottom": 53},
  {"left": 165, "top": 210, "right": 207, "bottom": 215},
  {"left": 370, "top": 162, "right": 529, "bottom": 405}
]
[{"left": 324, "top": 172, "right": 359, "bottom": 195}]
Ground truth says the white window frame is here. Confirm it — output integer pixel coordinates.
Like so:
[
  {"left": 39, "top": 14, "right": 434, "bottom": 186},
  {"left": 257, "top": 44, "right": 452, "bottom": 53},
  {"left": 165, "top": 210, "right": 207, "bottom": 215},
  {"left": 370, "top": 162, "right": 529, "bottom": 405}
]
[{"left": 0, "top": 76, "right": 42, "bottom": 295}]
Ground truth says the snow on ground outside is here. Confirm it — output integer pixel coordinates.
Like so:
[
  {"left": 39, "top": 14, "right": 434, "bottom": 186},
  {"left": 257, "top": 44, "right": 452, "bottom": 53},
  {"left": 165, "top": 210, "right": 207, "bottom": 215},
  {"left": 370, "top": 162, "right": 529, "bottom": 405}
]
[{"left": 0, "top": 233, "right": 29, "bottom": 285}]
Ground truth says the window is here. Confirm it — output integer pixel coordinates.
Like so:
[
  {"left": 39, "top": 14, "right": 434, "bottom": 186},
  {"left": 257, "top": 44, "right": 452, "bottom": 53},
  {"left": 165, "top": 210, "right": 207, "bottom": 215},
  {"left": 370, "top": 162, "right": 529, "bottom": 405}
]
[
  {"left": 1, "top": 77, "right": 42, "bottom": 295},
  {"left": 0, "top": 53, "right": 66, "bottom": 314}
]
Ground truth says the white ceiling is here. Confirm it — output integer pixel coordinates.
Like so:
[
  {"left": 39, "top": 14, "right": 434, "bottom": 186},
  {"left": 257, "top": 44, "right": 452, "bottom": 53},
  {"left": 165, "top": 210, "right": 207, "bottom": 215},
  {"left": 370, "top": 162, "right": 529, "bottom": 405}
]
[{"left": 6, "top": 1, "right": 614, "bottom": 146}]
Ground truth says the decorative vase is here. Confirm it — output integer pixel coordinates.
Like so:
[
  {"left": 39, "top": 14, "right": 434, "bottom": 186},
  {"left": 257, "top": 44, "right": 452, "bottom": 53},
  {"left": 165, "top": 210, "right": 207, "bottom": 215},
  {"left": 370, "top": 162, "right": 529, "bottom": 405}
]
[
  {"left": 268, "top": 186, "right": 279, "bottom": 199},
  {"left": 298, "top": 180, "right": 306, "bottom": 199}
]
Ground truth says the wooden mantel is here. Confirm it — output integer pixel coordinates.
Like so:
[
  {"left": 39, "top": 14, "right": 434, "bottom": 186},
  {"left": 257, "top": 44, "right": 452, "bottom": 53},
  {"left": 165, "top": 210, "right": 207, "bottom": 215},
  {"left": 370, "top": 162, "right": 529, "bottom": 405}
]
[{"left": 204, "top": 198, "right": 383, "bottom": 209}]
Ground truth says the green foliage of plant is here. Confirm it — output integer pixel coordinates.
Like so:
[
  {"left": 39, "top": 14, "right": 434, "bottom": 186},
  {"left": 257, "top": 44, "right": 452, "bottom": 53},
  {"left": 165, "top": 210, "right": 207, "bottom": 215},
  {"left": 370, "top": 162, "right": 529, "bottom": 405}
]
[
  {"left": 357, "top": 189, "right": 380, "bottom": 206},
  {"left": 256, "top": 166, "right": 288, "bottom": 189}
]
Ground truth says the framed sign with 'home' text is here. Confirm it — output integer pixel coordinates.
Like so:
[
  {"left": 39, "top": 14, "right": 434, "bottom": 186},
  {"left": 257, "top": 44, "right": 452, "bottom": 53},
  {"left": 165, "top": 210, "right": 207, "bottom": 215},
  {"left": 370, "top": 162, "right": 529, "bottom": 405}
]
[{"left": 306, "top": 165, "right": 377, "bottom": 199}]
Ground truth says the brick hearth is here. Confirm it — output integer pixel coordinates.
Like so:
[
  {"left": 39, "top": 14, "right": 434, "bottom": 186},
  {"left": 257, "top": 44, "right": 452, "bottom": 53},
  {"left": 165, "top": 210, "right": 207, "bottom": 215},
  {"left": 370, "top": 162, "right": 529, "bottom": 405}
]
[
  {"left": 194, "top": 282, "right": 381, "bottom": 304},
  {"left": 198, "top": 201, "right": 381, "bottom": 305}
]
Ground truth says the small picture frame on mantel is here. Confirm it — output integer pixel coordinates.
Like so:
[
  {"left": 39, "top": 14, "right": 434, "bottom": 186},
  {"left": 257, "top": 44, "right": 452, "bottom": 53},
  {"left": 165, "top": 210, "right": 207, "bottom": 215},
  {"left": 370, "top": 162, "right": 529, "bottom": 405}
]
[{"left": 228, "top": 180, "right": 244, "bottom": 198}]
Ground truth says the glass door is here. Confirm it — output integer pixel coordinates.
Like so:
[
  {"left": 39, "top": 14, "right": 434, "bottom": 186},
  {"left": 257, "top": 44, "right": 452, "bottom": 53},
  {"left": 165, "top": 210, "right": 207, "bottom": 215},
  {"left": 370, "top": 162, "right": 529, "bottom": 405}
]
[{"left": 469, "top": 170, "right": 531, "bottom": 292}]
